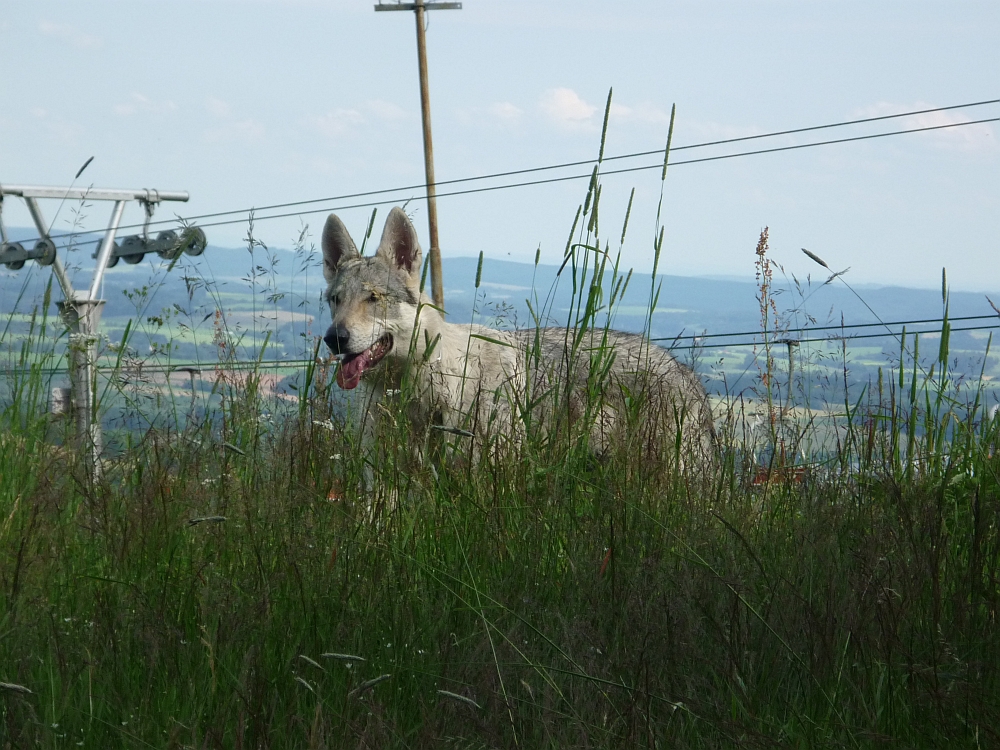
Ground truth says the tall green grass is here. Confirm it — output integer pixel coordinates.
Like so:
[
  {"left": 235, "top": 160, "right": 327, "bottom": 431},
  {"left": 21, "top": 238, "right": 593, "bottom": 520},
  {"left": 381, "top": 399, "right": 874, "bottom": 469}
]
[{"left": 2, "top": 101, "right": 1000, "bottom": 747}]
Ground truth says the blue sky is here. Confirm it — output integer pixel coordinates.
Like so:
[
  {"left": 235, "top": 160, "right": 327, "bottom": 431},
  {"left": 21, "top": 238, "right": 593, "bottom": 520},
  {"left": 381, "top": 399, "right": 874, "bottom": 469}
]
[{"left": 1, "top": 1, "right": 998, "bottom": 292}]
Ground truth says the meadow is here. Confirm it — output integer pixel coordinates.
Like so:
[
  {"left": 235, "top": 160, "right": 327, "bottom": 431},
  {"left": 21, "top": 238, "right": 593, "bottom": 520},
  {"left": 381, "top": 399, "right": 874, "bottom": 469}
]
[{"left": 3, "top": 132, "right": 1000, "bottom": 748}]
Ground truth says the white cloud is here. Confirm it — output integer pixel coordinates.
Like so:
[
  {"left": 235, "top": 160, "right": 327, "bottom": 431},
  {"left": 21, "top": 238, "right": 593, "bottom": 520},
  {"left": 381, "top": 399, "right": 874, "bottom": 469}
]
[
  {"left": 206, "top": 97, "right": 232, "bottom": 119},
  {"left": 114, "top": 93, "right": 177, "bottom": 117},
  {"left": 208, "top": 119, "right": 265, "bottom": 143},
  {"left": 306, "top": 108, "right": 365, "bottom": 138},
  {"left": 610, "top": 102, "right": 672, "bottom": 126},
  {"left": 528, "top": 97, "right": 673, "bottom": 133},
  {"left": 489, "top": 101, "right": 523, "bottom": 125},
  {"left": 679, "top": 119, "right": 763, "bottom": 144},
  {"left": 853, "top": 101, "right": 996, "bottom": 153},
  {"left": 202, "top": 97, "right": 264, "bottom": 143},
  {"left": 39, "top": 20, "right": 102, "bottom": 49},
  {"left": 539, "top": 88, "right": 596, "bottom": 129},
  {"left": 455, "top": 101, "right": 524, "bottom": 128},
  {"left": 365, "top": 99, "right": 407, "bottom": 121},
  {"left": 22, "top": 105, "right": 80, "bottom": 144},
  {"left": 304, "top": 100, "right": 408, "bottom": 139}
]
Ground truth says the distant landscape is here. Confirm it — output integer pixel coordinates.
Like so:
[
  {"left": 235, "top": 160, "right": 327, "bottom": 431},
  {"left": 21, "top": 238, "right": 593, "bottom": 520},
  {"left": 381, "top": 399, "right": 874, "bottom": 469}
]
[{"left": 3, "top": 226, "right": 999, "bottom": 410}]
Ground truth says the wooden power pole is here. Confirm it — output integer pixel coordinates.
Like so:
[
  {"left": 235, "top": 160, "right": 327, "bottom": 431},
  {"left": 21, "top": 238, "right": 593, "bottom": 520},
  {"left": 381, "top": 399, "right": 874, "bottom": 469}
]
[{"left": 374, "top": 0, "right": 460, "bottom": 310}]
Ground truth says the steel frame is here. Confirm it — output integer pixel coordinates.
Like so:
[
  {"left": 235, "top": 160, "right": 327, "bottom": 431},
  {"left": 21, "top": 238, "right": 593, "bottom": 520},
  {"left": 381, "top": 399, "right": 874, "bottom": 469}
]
[{"left": 0, "top": 183, "right": 190, "bottom": 479}]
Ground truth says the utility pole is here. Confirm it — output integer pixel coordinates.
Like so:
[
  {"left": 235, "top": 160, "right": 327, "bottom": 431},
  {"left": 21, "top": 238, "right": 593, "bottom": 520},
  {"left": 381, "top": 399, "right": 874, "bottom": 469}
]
[
  {"left": 374, "top": 0, "right": 460, "bottom": 310},
  {"left": 777, "top": 338, "right": 800, "bottom": 412},
  {"left": 174, "top": 366, "right": 202, "bottom": 426}
]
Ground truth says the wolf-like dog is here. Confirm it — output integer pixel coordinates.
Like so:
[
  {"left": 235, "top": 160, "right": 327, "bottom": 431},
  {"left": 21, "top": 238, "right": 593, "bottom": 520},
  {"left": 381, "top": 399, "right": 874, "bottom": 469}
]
[{"left": 322, "top": 207, "right": 715, "bottom": 466}]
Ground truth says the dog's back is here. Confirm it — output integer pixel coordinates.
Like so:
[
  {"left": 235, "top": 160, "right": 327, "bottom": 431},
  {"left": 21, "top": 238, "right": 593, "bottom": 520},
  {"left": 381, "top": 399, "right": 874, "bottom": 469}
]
[{"left": 515, "top": 327, "right": 716, "bottom": 466}]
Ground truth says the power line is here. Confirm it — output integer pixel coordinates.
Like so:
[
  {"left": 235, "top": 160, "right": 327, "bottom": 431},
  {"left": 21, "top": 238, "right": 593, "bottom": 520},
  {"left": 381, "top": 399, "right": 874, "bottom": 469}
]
[
  {"left": 8, "top": 358, "right": 321, "bottom": 377},
  {"left": 667, "top": 322, "right": 1000, "bottom": 352},
  {"left": 7, "top": 319, "right": 999, "bottom": 375},
  {"left": 653, "top": 313, "right": 1000, "bottom": 343},
  {"left": 7, "top": 99, "right": 998, "bottom": 246},
  {"left": 109, "top": 358, "right": 318, "bottom": 374},
  {"left": 90, "top": 96, "right": 1000, "bottom": 229},
  {"left": 68, "top": 115, "right": 997, "bottom": 237},
  {"left": 633, "top": 97, "right": 999, "bottom": 155}
]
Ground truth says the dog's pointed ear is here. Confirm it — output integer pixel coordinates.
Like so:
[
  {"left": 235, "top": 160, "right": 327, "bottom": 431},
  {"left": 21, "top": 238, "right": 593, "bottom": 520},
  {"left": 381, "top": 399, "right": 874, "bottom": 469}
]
[
  {"left": 322, "top": 214, "right": 360, "bottom": 283},
  {"left": 375, "top": 207, "right": 422, "bottom": 276}
]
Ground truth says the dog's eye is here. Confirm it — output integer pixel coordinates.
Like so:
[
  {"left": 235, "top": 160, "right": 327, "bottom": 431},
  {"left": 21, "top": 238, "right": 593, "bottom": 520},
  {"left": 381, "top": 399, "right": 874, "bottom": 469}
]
[
  {"left": 330, "top": 294, "right": 340, "bottom": 306},
  {"left": 368, "top": 292, "right": 379, "bottom": 303}
]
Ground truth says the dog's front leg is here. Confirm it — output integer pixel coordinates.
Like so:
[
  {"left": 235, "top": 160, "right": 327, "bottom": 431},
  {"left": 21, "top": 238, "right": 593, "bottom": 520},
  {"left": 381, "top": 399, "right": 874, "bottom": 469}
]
[{"left": 346, "top": 384, "right": 400, "bottom": 521}]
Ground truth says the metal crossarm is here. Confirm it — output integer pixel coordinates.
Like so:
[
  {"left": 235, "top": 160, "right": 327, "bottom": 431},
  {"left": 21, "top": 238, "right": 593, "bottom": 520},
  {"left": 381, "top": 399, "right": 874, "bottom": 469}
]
[
  {"left": 1, "top": 185, "right": 189, "bottom": 202},
  {"left": 375, "top": 3, "right": 461, "bottom": 9}
]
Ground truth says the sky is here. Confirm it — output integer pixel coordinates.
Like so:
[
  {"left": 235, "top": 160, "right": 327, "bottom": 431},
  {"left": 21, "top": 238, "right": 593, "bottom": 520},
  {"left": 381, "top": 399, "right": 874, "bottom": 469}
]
[{"left": 1, "top": 0, "right": 998, "bottom": 294}]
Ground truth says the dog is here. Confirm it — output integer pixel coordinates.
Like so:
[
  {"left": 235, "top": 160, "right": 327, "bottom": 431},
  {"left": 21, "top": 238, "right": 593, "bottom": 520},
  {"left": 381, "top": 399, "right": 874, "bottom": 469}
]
[{"left": 321, "top": 207, "right": 715, "bottom": 467}]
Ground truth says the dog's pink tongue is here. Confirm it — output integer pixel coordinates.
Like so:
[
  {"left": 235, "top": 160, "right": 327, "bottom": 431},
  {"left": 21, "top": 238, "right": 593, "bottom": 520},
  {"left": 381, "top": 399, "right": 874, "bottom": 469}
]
[
  {"left": 337, "top": 349, "right": 372, "bottom": 391},
  {"left": 336, "top": 353, "right": 368, "bottom": 390}
]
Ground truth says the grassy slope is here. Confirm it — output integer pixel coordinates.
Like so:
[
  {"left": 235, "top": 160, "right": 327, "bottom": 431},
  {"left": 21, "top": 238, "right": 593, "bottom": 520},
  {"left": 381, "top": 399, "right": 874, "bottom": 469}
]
[
  {"left": 2, "top": 134, "right": 1000, "bottom": 746},
  {"left": 1, "top": 359, "right": 999, "bottom": 747}
]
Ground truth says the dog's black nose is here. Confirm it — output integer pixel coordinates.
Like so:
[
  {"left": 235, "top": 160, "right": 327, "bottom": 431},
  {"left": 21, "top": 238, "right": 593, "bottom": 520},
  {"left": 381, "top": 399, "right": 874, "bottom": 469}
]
[{"left": 324, "top": 325, "right": 351, "bottom": 355}]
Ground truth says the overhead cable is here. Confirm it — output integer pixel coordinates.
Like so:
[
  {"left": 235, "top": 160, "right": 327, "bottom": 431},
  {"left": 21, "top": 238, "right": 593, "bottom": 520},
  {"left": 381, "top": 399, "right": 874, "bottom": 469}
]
[
  {"left": 7, "top": 318, "right": 999, "bottom": 375},
  {"left": 8, "top": 99, "right": 997, "bottom": 245},
  {"left": 94, "top": 116, "right": 1000, "bottom": 235},
  {"left": 653, "top": 313, "right": 1000, "bottom": 343}
]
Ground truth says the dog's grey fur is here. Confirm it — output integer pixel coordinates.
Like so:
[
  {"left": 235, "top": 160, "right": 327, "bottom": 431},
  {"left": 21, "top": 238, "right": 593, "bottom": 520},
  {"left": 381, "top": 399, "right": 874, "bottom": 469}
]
[{"left": 322, "top": 207, "right": 715, "bottom": 465}]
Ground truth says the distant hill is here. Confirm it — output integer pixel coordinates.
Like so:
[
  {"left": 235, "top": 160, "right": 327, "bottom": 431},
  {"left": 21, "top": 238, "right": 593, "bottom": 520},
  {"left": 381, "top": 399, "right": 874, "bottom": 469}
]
[
  {"left": 4, "top": 231, "right": 999, "bottom": 404},
  {"left": 4, "top": 228, "right": 998, "bottom": 339},
  {"left": 440, "top": 255, "right": 998, "bottom": 337}
]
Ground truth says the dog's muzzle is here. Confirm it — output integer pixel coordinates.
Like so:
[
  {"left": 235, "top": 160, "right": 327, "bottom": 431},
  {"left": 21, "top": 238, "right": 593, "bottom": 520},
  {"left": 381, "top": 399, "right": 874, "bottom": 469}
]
[{"left": 323, "top": 325, "right": 394, "bottom": 390}]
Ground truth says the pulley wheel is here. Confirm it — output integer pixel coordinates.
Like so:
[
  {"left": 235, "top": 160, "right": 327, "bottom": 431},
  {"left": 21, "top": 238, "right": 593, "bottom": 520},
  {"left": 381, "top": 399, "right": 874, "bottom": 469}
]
[
  {"left": 156, "top": 230, "right": 182, "bottom": 260},
  {"left": 34, "top": 238, "right": 57, "bottom": 266},
  {"left": 182, "top": 227, "right": 207, "bottom": 256}
]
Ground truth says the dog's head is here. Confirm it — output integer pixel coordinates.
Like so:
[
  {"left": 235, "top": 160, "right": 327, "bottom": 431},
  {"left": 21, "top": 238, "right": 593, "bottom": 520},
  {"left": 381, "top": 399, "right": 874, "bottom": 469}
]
[{"left": 322, "top": 207, "right": 426, "bottom": 390}]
